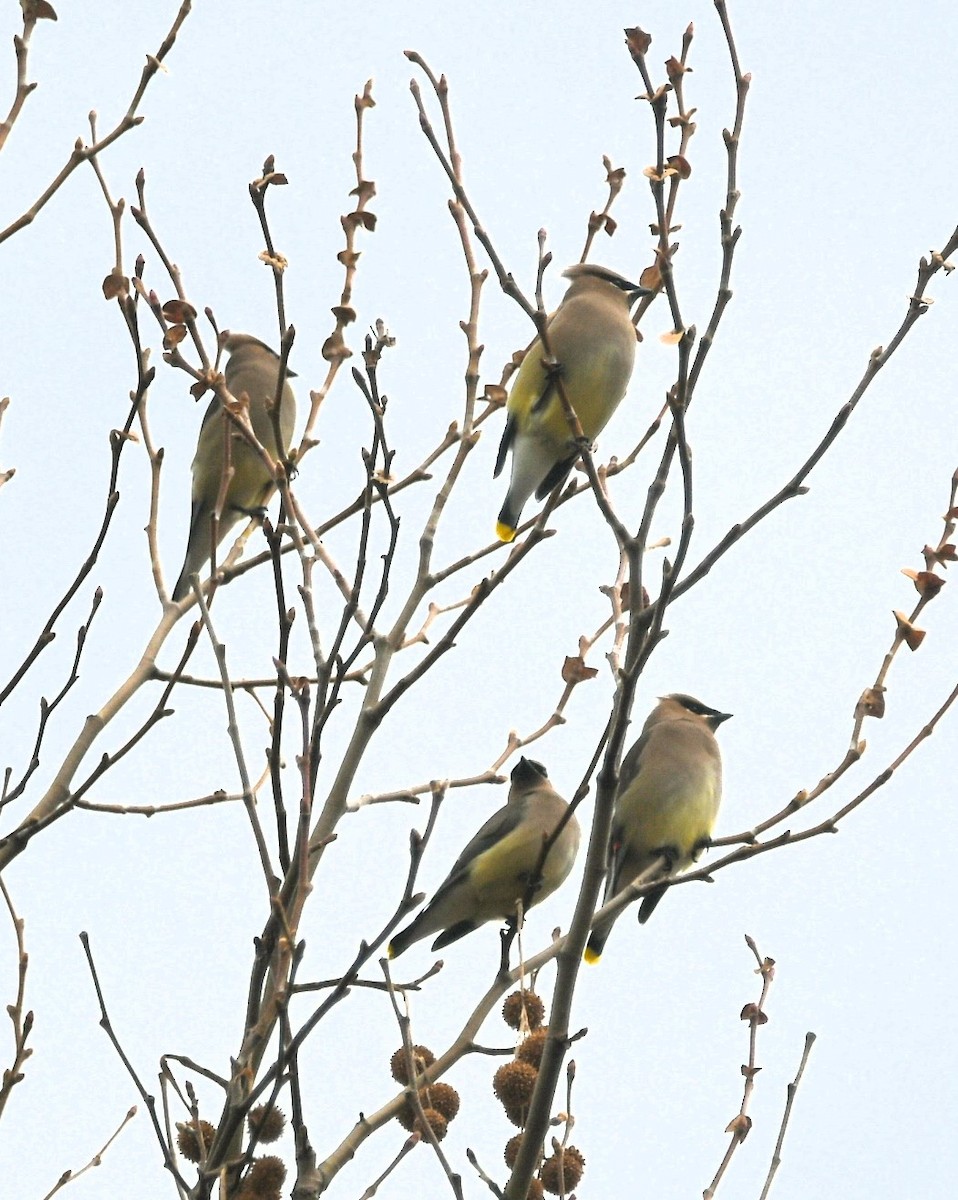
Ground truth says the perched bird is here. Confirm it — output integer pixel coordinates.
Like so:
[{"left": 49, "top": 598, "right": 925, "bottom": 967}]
[
  {"left": 585, "top": 694, "right": 732, "bottom": 963},
  {"left": 493, "top": 263, "right": 647, "bottom": 542},
  {"left": 388, "top": 758, "right": 580, "bottom": 957},
  {"left": 171, "top": 332, "right": 296, "bottom": 602}
]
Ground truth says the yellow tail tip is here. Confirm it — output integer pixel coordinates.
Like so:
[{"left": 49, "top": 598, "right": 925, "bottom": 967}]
[
  {"left": 583, "top": 947, "right": 601, "bottom": 965},
  {"left": 386, "top": 944, "right": 396, "bottom": 959},
  {"left": 496, "top": 521, "right": 517, "bottom": 543}
]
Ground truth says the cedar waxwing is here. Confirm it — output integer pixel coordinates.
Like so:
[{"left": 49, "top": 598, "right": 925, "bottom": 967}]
[
  {"left": 171, "top": 333, "right": 296, "bottom": 602},
  {"left": 585, "top": 694, "right": 732, "bottom": 963},
  {"left": 493, "top": 263, "right": 647, "bottom": 542},
  {"left": 388, "top": 758, "right": 580, "bottom": 957}
]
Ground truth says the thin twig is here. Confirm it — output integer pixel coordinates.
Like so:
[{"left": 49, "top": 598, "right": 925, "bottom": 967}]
[
  {"left": 191, "top": 585, "right": 278, "bottom": 894},
  {"left": 703, "top": 936, "right": 775, "bottom": 1198},
  {"left": 758, "top": 1032, "right": 816, "bottom": 1200},
  {"left": 0, "top": 880, "right": 31, "bottom": 1118},
  {"left": 0, "top": 0, "right": 193, "bottom": 244},
  {"left": 382, "top": 958, "right": 465, "bottom": 1200},
  {"left": 39, "top": 1106, "right": 139, "bottom": 1200},
  {"left": 79, "top": 932, "right": 188, "bottom": 1196},
  {"left": 0, "top": 4, "right": 46, "bottom": 155}
]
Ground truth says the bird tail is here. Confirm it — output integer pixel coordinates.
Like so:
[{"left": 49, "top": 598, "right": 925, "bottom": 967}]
[
  {"left": 583, "top": 925, "right": 608, "bottom": 965},
  {"left": 172, "top": 504, "right": 211, "bottom": 602},
  {"left": 388, "top": 910, "right": 427, "bottom": 959},
  {"left": 533, "top": 453, "right": 575, "bottom": 502},
  {"left": 171, "top": 551, "right": 203, "bottom": 603},
  {"left": 387, "top": 927, "right": 412, "bottom": 959},
  {"left": 496, "top": 512, "right": 519, "bottom": 543},
  {"left": 637, "top": 882, "right": 669, "bottom": 924}
]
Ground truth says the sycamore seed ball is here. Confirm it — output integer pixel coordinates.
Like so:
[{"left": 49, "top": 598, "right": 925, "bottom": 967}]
[
  {"left": 237, "top": 1154, "right": 287, "bottom": 1200},
  {"left": 421, "top": 1082, "right": 460, "bottom": 1122},
  {"left": 539, "top": 1146, "right": 586, "bottom": 1195},
  {"left": 248, "top": 1104, "right": 286, "bottom": 1144},
  {"left": 502, "top": 988, "right": 546, "bottom": 1031},
  {"left": 176, "top": 1120, "right": 216, "bottom": 1163},
  {"left": 398, "top": 1084, "right": 461, "bottom": 1132},
  {"left": 494, "top": 1060, "right": 538, "bottom": 1109},
  {"left": 516, "top": 1029, "right": 549, "bottom": 1069},
  {"left": 505, "top": 1132, "right": 544, "bottom": 1171},
  {"left": 390, "top": 1044, "right": 435, "bottom": 1084},
  {"left": 413, "top": 1108, "right": 448, "bottom": 1142}
]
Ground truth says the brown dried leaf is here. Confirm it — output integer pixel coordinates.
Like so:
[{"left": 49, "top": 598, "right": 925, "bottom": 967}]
[
  {"left": 901, "top": 568, "right": 945, "bottom": 598},
  {"left": 603, "top": 215, "right": 618, "bottom": 237},
  {"left": 893, "top": 611, "right": 926, "bottom": 651},
  {"left": 618, "top": 580, "right": 651, "bottom": 611},
  {"left": 162, "top": 299, "right": 197, "bottom": 323},
  {"left": 664, "top": 56, "right": 688, "bottom": 80},
  {"left": 857, "top": 687, "right": 886, "bottom": 719},
  {"left": 561, "top": 655, "right": 598, "bottom": 685},
  {"left": 483, "top": 384, "right": 508, "bottom": 408},
  {"left": 356, "top": 81, "right": 376, "bottom": 110},
  {"left": 101, "top": 269, "right": 128, "bottom": 301},
  {"left": 331, "top": 305, "right": 357, "bottom": 326},
  {"left": 190, "top": 379, "right": 210, "bottom": 401},
  {"left": 321, "top": 329, "right": 353, "bottom": 363},
  {"left": 725, "top": 1113, "right": 752, "bottom": 1138},
  {"left": 660, "top": 329, "right": 684, "bottom": 345},
  {"left": 344, "top": 210, "right": 377, "bottom": 232},
  {"left": 624, "top": 26, "right": 652, "bottom": 56},
  {"left": 350, "top": 180, "right": 377, "bottom": 204},
  {"left": 258, "top": 250, "right": 288, "bottom": 272},
  {"left": 23, "top": 0, "right": 57, "bottom": 18},
  {"left": 639, "top": 263, "right": 662, "bottom": 292},
  {"left": 667, "top": 154, "right": 692, "bottom": 179},
  {"left": 163, "top": 324, "right": 188, "bottom": 350}
]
